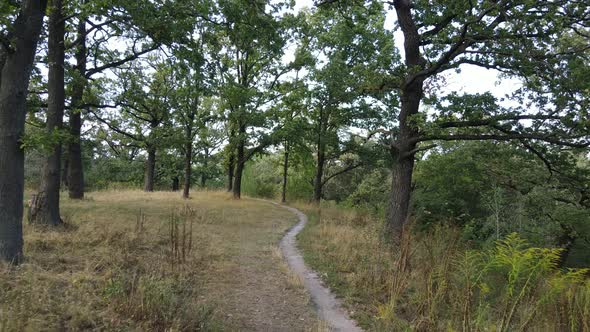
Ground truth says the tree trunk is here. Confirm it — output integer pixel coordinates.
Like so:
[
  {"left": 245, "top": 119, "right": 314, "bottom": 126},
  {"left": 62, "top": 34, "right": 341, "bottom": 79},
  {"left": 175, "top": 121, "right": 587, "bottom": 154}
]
[
  {"left": 281, "top": 144, "right": 289, "bottom": 203},
  {"left": 232, "top": 134, "right": 245, "bottom": 199},
  {"left": 172, "top": 176, "right": 179, "bottom": 191},
  {"left": 67, "top": 16, "right": 87, "bottom": 199},
  {"left": 182, "top": 138, "right": 192, "bottom": 199},
  {"left": 556, "top": 223, "right": 576, "bottom": 268},
  {"left": 0, "top": 0, "right": 47, "bottom": 263},
  {"left": 61, "top": 151, "right": 69, "bottom": 188},
  {"left": 67, "top": 111, "right": 84, "bottom": 198},
  {"left": 385, "top": 1, "right": 426, "bottom": 243},
  {"left": 201, "top": 147, "right": 209, "bottom": 188},
  {"left": 313, "top": 148, "right": 325, "bottom": 203},
  {"left": 0, "top": 48, "right": 6, "bottom": 81},
  {"left": 386, "top": 82, "right": 423, "bottom": 242},
  {"left": 30, "top": 0, "right": 65, "bottom": 226},
  {"left": 386, "top": 154, "right": 414, "bottom": 239},
  {"left": 144, "top": 147, "right": 156, "bottom": 192},
  {"left": 227, "top": 151, "right": 234, "bottom": 192},
  {"left": 313, "top": 117, "right": 326, "bottom": 204}
]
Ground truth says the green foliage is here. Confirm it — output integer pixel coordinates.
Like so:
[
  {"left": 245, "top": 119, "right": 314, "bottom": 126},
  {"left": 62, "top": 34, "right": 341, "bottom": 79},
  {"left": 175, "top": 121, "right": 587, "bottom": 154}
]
[
  {"left": 0, "top": 0, "right": 19, "bottom": 37},
  {"left": 298, "top": 205, "right": 590, "bottom": 331},
  {"left": 344, "top": 169, "right": 389, "bottom": 214},
  {"left": 21, "top": 127, "right": 71, "bottom": 154},
  {"left": 450, "top": 234, "right": 589, "bottom": 332},
  {"left": 85, "top": 156, "right": 144, "bottom": 190},
  {"left": 242, "top": 156, "right": 280, "bottom": 199},
  {"left": 410, "top": 141, "right": 590, "bottom": 266}
]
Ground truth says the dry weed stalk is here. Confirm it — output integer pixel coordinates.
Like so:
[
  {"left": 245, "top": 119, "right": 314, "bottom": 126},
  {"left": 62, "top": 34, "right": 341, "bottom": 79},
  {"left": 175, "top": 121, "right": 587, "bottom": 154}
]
[
  {"left": 135, "top": 209, "right": 146, "bottom": 235},
  {"left": 168, "top": 205, "right": 195, "bottom": 270},
  {"left": 390, "top": 225, "right": 412, "bottom": 301}
]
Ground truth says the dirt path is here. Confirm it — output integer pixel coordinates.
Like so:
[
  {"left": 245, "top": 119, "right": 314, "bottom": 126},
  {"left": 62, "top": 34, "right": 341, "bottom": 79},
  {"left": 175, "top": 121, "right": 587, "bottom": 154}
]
[
  {"left": 271, "top": 202, "right": 363, "bottom": 332},
  {"left": 197, "top": 197, "right": 319, "bottom": 331}
]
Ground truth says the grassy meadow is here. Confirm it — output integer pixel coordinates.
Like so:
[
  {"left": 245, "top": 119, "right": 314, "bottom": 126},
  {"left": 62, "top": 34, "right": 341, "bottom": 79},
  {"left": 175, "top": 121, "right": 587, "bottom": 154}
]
[
  {"left": 296, "top": 202, "right": 590, "bottom": 331},
  {"left": 2, "top": 188, "right": 589, "bottom": 331},
  {"left": 0, "top": 190, "right": 319, "bottom": 331}
]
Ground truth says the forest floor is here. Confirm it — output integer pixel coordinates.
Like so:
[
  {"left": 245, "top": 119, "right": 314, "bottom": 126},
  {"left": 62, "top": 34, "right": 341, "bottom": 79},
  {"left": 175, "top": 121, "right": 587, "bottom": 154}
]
[{"left": 1, "top": 190, "right": 323, "bottom": 331}]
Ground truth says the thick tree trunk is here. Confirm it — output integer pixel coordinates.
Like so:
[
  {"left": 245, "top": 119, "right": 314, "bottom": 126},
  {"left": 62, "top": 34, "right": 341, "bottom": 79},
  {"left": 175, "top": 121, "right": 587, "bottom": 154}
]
[
  {"left": 385, "top": 0, "right": 426, "bottom": 243},
  {"left": 0, "top": 48, "right": 6, "bottom": 80},
  {"left": 313, "top": 150, "right": 325, "bottom": 203},
  {"left": 387, "top": 154, "right": 415, "bottom": 238},
  {"left": 67, "top": 111, "right": 84, "bottom": 198},
  {"left": 227, "top": 152, "right": 234, "bottom": 192},
  {"left": 30, "top": 0, "right": 65, "bottom": 226},
  {"left": 232, "top": 135, "right": 245, "bottom": 199},
  {"left": 386, "top": 83, "right": 423, "bottom": 242},
  {"left": 281, "top": 145, "right": 289, "bottom": 203},
  {"left": 182, "top": 139, "right": 192, "bottom": 199},
  {"left": 0, "top": 0, "right": 47, "bottom": 263},
  {"left": 233, "top": 161, "right": 243, "bottom": 199},
  {"left": 67, "top": 16, "right": 87, "bottom": 199},
  {"left": 144, "top": 147, "right": 156, "bottom": 192}
]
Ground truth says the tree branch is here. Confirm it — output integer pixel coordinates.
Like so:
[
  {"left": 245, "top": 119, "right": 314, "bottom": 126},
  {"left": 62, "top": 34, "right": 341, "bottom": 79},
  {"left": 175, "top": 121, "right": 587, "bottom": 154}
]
[
  {"left": 403, "top": 144, "right": 437, "bottom": 158},
  {"left": 88, "top": 109, "right": 142, "bottom": 142},
  {"left": 421, "top": 14, "right": 457, "bottom": 39},
  {"left": 321, "top": 162, "right": 363, "bottom": 187},
  {"left": 416, "top": 133, "right": 589, "bottom": 148},
  {"left": 518, "top": 139, "right": 555, "bottom": 177},
  {"left": 436, "top": 114, "right": 562, "bottom": 129},
  {"left": 85, "top": 43, "right": 160, "bottom": 78}
]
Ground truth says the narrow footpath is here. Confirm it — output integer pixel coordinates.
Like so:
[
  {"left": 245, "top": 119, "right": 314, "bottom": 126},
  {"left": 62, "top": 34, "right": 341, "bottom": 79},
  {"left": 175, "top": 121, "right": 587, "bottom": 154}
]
[{"left": 271, "top": 201, "right": 363, "bottom": 332}]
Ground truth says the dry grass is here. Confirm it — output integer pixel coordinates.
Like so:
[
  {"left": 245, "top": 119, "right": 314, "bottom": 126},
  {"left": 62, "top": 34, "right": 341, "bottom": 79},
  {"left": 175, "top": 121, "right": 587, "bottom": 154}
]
[
  {"left": 0, "top": 190, "right": 317, "bottom": 331},
  {"left": 295, "top": 202, "right": 590, "bottom": 332}
]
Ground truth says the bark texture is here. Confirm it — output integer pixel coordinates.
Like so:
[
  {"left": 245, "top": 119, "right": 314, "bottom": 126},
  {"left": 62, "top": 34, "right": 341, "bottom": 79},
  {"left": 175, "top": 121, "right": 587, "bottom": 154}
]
[
  {"left": 30, "top": 0, "right": 65, "bottom": 226},
  {"left": 67, "top": 16, "right": 87, "bottom": 199},
  {"left": 385, "top": 0, "right": 426, "bottom": 242},
  {"left": 61, "top": 151, "right": 69, "bottom": 188},
  {"left": 313, "top": 148, "right": 325, "bottom": 203},
  {"left": 144, "top": 147, "right": 156, "bottom": 192},
  {"left": 0, "top": 0, "right": 47, "bottom": 263},
  {"left": 227, "top": 152, "right": 234, "bottom": 192}
]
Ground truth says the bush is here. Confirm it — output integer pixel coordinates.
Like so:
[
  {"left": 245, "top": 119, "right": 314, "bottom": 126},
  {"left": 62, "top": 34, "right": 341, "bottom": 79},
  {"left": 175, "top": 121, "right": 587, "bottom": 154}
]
[{"left": 242, "top": 157, "right": 280, "bottom": 198}]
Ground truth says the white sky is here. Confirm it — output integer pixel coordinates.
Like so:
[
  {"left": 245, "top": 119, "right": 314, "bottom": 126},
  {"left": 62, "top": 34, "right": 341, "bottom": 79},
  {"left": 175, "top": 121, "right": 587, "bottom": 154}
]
[{"left": 293, "top": 0, "right": 522, "bottom": 99}]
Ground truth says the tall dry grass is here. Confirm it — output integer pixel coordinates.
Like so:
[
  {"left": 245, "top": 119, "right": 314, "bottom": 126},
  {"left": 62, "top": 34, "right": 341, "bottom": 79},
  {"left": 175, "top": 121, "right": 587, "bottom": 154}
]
[
  {"left": 0, "top": 190, "right": 225, "bottom": 331},
  {"left": 295, "top": 202, "right": 590, "bottom": 331}
]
